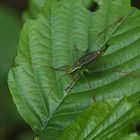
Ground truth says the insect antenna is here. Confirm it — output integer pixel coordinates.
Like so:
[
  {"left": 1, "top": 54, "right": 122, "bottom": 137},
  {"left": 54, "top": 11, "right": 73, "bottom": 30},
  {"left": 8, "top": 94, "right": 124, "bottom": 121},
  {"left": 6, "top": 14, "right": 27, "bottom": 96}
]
[
  {"left": 96, "top": 16, "right": 124, "bottom": 37},
  {"left": 93, "top": 16, "right": 124, "bottom": 54}
]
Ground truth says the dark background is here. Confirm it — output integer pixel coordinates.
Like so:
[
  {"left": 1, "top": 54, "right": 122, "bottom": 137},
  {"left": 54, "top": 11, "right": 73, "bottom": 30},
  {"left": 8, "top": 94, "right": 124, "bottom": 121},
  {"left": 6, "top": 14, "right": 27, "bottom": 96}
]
[
  {"left": 1, "top": 0, "right": 140, "bottom": 12},
  {"left": 0, "top": 0, "right": 139, "bottom": 140},
  {"left": 0, "top": 0, "right": 27, "bottom": 13},
  {"left": 0, "top": 1, "right": 31, "bottom": 140},
  {"left": 0, "top": 0, "right": 140, "bottom": 14}
]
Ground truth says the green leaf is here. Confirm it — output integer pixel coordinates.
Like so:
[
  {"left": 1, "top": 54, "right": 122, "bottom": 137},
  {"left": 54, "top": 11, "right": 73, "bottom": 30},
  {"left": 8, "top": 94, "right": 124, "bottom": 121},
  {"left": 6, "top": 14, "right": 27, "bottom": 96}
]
[
  {"left": 8, "top": 0, "right": 140, "bottom": 139},
  {"left": 119, "top": 134, "right": 140, "bottom": 140},
  {"left": 24, "top": 0, "right": 46, "bottom": 19},
  {"left": 61, "top": 97, "right": 140, "bottom": 140}
]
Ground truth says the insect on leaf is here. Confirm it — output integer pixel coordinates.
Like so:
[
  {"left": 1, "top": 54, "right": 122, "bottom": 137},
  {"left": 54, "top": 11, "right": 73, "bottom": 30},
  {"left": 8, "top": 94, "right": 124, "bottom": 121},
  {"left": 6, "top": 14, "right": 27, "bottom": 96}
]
[{"left": 8, "top": 0, "right": 140, "bottom": 139}]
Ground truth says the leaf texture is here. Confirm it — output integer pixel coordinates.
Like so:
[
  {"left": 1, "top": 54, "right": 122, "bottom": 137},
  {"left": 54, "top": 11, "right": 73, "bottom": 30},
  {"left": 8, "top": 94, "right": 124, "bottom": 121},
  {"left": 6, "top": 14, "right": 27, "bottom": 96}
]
[
  {"left": 8, "top": 0, "right": 140, "bottom": 139},
  {"left": 61, "top": 97, "right": 140, "bottom": 140}
]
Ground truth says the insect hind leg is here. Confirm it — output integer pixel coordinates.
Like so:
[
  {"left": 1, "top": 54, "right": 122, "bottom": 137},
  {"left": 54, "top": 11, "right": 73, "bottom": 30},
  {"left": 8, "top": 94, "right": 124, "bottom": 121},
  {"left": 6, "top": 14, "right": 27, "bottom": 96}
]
[{"left": 81, "top": 71, "right": 96, "bottom": 102}]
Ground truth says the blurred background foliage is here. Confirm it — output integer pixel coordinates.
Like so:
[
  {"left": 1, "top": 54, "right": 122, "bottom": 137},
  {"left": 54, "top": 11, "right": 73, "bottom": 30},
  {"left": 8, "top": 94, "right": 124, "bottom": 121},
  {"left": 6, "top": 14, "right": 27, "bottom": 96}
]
[{"left": 0, "top": 0, "right": 140, "bottom": 140}]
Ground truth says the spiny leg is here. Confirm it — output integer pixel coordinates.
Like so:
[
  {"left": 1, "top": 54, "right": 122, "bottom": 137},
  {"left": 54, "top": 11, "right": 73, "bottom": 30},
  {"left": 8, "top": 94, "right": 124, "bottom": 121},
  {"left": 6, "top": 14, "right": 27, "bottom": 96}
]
[
  {"left": 110, "top": 69, "right": 130, "bottom": 75},
  {"left": 65, "top": 72, "right": 80, "bottom": 92},
  {"left": 81, "top": 71, "right": 96, "bottom": 102},
  {"left": 51, "top": 65, "right": 69, "bottom": 72},
  {"left": 101, "top": 69, "right": 140, "bottom": 82},
  {"left": 110, "top": 69, "right": 139, "bottom": 76}
]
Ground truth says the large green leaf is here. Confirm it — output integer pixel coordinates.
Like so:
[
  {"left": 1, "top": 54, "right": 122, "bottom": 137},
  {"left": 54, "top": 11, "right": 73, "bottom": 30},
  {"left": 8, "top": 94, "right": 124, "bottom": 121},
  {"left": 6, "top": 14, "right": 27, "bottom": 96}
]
[
  {"left": 61, "top": 96, "right": 140, "bottom": 140},
  {"left": 23, "top": 0, "right": 95, "bottom": 19},
  {"left": 24, "top": 0, "right": 46, "bottom": 19},
  {"left": 120, "top": 134, "right": 140, "bottom": 140},
  {"left": 8, "top": 0, "right": 140, "bottom": 139}
]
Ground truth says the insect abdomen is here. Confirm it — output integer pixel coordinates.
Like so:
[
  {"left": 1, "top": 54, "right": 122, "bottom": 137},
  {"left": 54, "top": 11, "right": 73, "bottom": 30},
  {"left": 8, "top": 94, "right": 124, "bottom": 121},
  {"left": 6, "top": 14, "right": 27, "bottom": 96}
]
[{"left": 83, "top": 60, "right": 96, "bottom": 72}]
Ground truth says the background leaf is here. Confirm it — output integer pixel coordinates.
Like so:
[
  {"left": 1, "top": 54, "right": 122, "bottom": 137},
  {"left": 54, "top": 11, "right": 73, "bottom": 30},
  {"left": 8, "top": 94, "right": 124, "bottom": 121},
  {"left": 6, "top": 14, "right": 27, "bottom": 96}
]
[
  {"left": 8, "top": 0, "right": 140, "bottom": 139},
  {"left": 119, "top": 134, "right": 140, "bottom": 140},
  {"left": 0, "top": 6, "right": 34, "bottom": 140},
  {"left": 61, "top": 97, "right": 140, "bottom": 140},
  {"left": 0, "top": 6, "right": 21, "bottom": 126},
  {"left": 23, "top": 0, "right": 46, "bottom": 19}
]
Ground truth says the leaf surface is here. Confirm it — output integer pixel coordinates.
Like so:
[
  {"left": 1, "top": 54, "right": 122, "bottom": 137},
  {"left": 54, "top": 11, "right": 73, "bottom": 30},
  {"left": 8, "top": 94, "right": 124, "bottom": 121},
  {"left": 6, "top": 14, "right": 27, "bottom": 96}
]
[
  {"left": 24, "top": 0, "right": 46, "bottom": 19},
  {"left": 8, "top": 0, "right": 140, "bottom": 139},
  {"left": 61, "top": 97, "right": 140, "bottom": 140}
]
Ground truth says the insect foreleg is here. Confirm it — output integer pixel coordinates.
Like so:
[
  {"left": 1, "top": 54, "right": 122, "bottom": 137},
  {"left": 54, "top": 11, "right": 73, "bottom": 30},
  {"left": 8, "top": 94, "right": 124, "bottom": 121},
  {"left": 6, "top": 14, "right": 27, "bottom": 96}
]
[
  {"left": 65, "top": 72, "right": 81, "bottom": 92},
  {"left": 51, "top": 65, "right": 69, "bottom": 72}
]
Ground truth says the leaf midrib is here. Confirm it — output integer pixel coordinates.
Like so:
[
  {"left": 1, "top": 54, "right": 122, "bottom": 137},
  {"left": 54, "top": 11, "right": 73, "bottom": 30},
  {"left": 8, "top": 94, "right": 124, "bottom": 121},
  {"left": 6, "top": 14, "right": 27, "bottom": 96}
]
[{"left": 40, "top": 4, "right": 137, "bottom": 133}]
